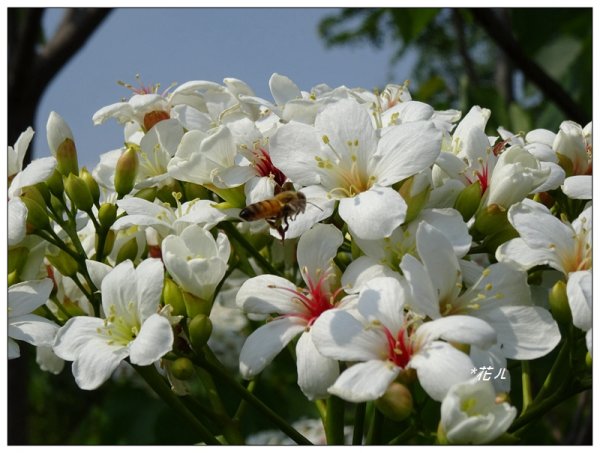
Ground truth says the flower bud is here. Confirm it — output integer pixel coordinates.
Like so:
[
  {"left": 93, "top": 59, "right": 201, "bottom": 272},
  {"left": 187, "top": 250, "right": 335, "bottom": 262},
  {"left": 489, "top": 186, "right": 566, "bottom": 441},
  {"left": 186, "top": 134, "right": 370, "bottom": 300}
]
[
  {"left": 182, "top": 291, "right": 212, "bottom": 318},
  {"left": 47, "top": 112, "right": 79, "bottom": 176},
  {"left": 114, "top": 146, "right": 139, "bottom": 199},
  {"left": 80, "top": 167, "right": 100, "bottom": 207},
  {"left": 64, "top": 173, "right": 94, "bottom": 212},
  {"left": 98, "top": 203, "right": 118, "bottom": 229},
  {"left": 20, "top": 194, "right": 49, "bottom": 230},
  {"left": 46, "top": 249, "right": 79, "bottom": 277},
  {"left": 20, "top": 185, "right": 46, "bottom": 208},
  {"left": 454, "top": 180, "right": 483, "bottom": 221},
  {"left": 115, "top": 236, "right": 139, "bottom": 264},
  {"left": 183, "top": 182, "right": 209, "bottom": 201},
  {"left": 473, "top": 203, "right": 509, "bottom": 237},
  {"left": 34, "top": 182, "right": 52, "bottom": 206},
  {"left": 188, "top": 314, "right": 213, "bottom": 352},
  {"left": 170, "top": 357, "right": 196, "bottom": 380},
  {"left": 8, "top": 247, "right": 29, "bottom": 275},
  {"left": 375, "top": 382, "right": 413, "bottom": 422},
  {"left": 162, "top": 277, "right": 186, "bottom": 317},
  {"left": 205, "top": 184, "right": 246, "bottom": 208},
  {"left": 585, "top": 352, "right": 592, "bottom": 368},
  {"left": 46, "top": 169, "right": 64, "bottom": 197},
  {"left": 101, "top": 229, "right": 116, "bottom": 257},
  {"left": 548, "top": 280, "right": 572, "bottom": 325},
  {"left": 480, "top": 225, "right": 519, "bottom": 254},
  {"left": 398, "top": 173, "right": 431, "bottom": 224},
  {"left": 135, "top": 187, "right": 158, "bottom": 202}
]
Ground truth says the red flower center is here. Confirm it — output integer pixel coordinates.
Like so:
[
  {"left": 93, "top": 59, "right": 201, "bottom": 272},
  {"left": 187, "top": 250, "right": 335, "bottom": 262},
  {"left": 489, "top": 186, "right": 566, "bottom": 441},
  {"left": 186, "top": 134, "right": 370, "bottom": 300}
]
[
  {"left": 381, "top": 324, "right": 413, "bottom": 369},
  {"left": 253, "top": 148, "right": 287, "bottom": 188}
]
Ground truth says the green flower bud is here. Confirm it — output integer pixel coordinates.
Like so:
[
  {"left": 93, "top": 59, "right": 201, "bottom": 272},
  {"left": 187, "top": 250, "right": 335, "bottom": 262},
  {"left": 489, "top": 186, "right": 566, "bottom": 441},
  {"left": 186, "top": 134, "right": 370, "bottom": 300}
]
[
  {"left": 8, "top": 271, "right": 20, "bottom": 287},
  {"left": 375, "top": 382, "right": 413, "bottom": 422},
  {"left": 98, "top": 203, "right": 118, "bottom": 229},
  {"left": 170, "top": 357, "right": 196, "bottom": 380},
  {"left": 21, "top": 185, "right": 46, "bottom": 208},
  {"left": 162, "top": 277, "right": 186, "bottom": 317},
  {"left": 46, "top": 249, "right": 79, "bottom": 277},
  {"left": 188, "top": 314, "right": 213, "bottom": 352},
  {"left": 50, "top": 194, "right": 65, "bottom": 217},
  {"left": 480, "top": 226, "right": 519, "bottom": 254},
  {"left": 114, "top": 146, "right": 139, "bottom": 199},
  {"left": 548, "top": 280, "right": 572, "bottom": 325},
  {"left": 20, "top": 195, "right": 49, "bottom": 230},
  {"left": 115, "top": 236, "right": 139, "bottom": 264},
  {"left": 135, "top": 187, "right": 158, "bottom": 202},
  {"left": 473, "top": 203, "right": 509, "bottom": 237},
  {"left": 65, "top": 173, "right": 94, "bottom": 212},
  {"left": 399, "top": 175, "right": 431, "bottom": 224},
  {"left": 101, "top": 229, "right": 116, "bottom": 258},
  {"left": 182, "top": 291, "right": 212, "bottom": 318},
  {"left": 8, "top": 247, "right": 29, "bottom": 275},
  {"left": 585, "top": 352, "right": 592, "bottom": 368},
  {"left": 34, "top": 182, "right": 52, "bottom": 205},
  {"left": 80, "top": 167, "right": 100, "bottom": 207},
  {"left": 56, "top": 138, "right": 79, "bottom": 176},
  {"left": 46, "top": 169, "right": 64, "bottom": 197},
  {"left": 183, "top": 182, "right": 209, "bottom": 201},
  {"left": 454, "top": 180, "right": 483, "bottom": 222}
]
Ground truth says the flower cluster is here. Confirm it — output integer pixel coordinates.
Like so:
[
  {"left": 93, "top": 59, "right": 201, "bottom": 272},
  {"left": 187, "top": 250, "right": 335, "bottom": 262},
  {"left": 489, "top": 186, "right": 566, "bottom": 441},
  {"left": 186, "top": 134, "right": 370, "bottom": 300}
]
[{"left": 7, "top": 73, "right": 591, "bottom": 445}]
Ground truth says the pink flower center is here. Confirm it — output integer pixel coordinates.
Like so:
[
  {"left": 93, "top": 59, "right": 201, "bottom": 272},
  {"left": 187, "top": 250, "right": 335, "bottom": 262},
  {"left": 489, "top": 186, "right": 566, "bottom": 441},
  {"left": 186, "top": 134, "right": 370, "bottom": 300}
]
[
  {"left": 465, "top": 162, "right": 490, "bottom": 196},
  {"left": 381, "top": 324, "right": 413, "bottom": 369},
  {"left": 253, "top": 148, "right": 287, "bottom": 188}
]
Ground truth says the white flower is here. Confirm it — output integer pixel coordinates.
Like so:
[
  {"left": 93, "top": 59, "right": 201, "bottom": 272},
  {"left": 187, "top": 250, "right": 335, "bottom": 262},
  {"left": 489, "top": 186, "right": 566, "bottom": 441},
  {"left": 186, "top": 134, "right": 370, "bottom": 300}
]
[
  {"left": 311, "top": 277, "right": 497, "bottom": 402},
  {"left": 53, "top": 259, "right": 173, "bottom": 390},
  {"left": 496, "top": 199, "right": 591, "bottom": 276},
  {"left": 236, "top": 224, "right": 345, "bottom": 400},
  {"left": 402, "top": 222, "right": 561, "bottom": 361},
  {"left": 269, "top": 98, "right": 442, "bottom": 239},
  {"left": 8, "top": 279, "right": 58, "bottom": 359},
  {"left": 161, "top": 224, "right": 231, "bottom": 301},
  {"left": 8, "top": 127, "right": 35, "bottom": 177},
  {"left": 553, "top": 120, "right": 592, "bottom": 175},
  {"left": 567, "top": 270, "right": 592, "bottom": 354},
  {"left": 440, "top": 379, "right": 516, "bottom": 444},
  {"left": 562, "top": 175, "right": 592, "bottom": 200}
]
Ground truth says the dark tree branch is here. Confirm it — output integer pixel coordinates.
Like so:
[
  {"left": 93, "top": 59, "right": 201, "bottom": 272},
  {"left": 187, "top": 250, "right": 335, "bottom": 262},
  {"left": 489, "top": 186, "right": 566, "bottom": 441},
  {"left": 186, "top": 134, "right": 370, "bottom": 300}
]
[
  {"left": 8, "top": 8, "right": 44, "bottom": 95},
  {"left": 451, "top": 9, "right": 478, "bottom": 85},
  {"left": 470, "top": 8, "right": 587, "bottom": 125}
]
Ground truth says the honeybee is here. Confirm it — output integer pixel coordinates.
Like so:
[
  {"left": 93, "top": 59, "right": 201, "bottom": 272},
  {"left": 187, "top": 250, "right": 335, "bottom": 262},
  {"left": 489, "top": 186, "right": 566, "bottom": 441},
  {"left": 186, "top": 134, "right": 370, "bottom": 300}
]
[{"left": 239, "top": 191, "right": 309, "bottom": 241}]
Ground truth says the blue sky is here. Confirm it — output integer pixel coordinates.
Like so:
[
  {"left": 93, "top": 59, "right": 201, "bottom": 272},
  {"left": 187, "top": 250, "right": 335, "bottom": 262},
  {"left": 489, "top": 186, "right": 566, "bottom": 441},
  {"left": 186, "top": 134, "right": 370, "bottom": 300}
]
[{"left": 34, "top": 8, "right": 416, "bottom": 168}]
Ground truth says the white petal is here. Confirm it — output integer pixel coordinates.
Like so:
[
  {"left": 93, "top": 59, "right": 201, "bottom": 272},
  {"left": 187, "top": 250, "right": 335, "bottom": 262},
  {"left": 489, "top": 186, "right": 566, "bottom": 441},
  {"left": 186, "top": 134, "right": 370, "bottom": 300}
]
[
  {"left": 129, "top": 313, "right": 173, "bottom": 365},
  {"left": 236, "top": 275, "right": 300, "bottom": 315},
  {"left": 8, "top": 198, "right": 27, "bottom": 246},
  {"left": 496, "top": 238, "right": 564, "bottom": 273},
  {"left": 400, "top": 254, "right": 441, "bottom": 319},
  {"left": 135, "top": 258, "right": 164, "bottom": 322},
  {"left": 8, "top": 338, "right": 20, "bottom": 359},
  {"left": 101, "top": 260, "right": 137, "bottom": 317},
  {"left": 53, "top": 316, "right": 106, "bottom": 361},
  {"left": 562, "top": 175, "right": 592, "bottom": 200},
  {"left": 339, "top": 187, "right": 407, "bottom": 240},
  {"left": 72, "top": 338, "right": 130, "bottom": 390},
  {"left": 239, "top": 317, "right": 306, "bottom": 378},
  {"left": 9, "top": 314, "right": 58, "bottom": 347},
  {"left": 418, "top": 208, "right": 472, "bottom": 258},
  {"left": 357, "top": 277, "right": 407, "bottom": 333},
  {"left": 567, "top": 270, "right": 592, "bottom": 332},
  {"left": 416, "top": 315, "right": 497, "bottom": 350},
  {"left": 311, "top": 309, "right": 386, "bottom": 362},
  {"left": 269, "top": 73, "right": 301, "bottom": 105},
  {"left": 296, "top": 331, "right": 339, "bottom": 400},
  {"left": 481, "top": 306, "right": 561, "bottom": 360},
  {"left": 8, "top": 156, "right": 57, "bottom": 198},
  {"left": 8, "top": 279, "right": 53, "bottom": 317},
  {"left": 85, "top": 260, "right": 113, "bottom": 291},
  {"left": 298, "top": 224, "right": 343, "bottom": 284},
  {"left": 410, "top": 341, "right": 475, "bottom": 401},
  {"left": 470, "top": 345, "right": 511, "bottom": 393},
  {"left": 328, "top": 360, "right": 399, "bottom": 402},
  {"left": 342, "top": 256, "right": 402, "bottom": 294}
]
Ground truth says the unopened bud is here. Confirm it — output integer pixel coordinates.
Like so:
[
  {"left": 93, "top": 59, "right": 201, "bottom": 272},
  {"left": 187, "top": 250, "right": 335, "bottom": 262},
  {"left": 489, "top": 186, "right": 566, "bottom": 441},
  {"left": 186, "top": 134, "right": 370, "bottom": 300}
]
[
  {"left": 375, "top": 382, "right": 413, "bottom": 422},
  {"left": 47, "top": 111, "right": 79, "bottom": 176},
  {"left": 98, "top": 203, "right": 118, "bottom": 229},
  {"left": 454, "top": 180, "right": 483, "bottom": 221},
  {"left": 21, "top": 185, "right": 46, "bottom": 207},
  {"left": 183, "top": 182, "right": 209, "bottom": 201},
  {"left": 135, "top": 187, "right": 158, "bottom": 202},
  {"left": 34, "top": 182, "right": 52, "bottom": 205},
  {"left": 80, "top": 167, "right": 100, "bottom": 207},
  {"left": 46, "top": 249, "right": 79, "bottom": 277},
  {"left": 101, "top": 229, "right": 116, "bottom": 257},
  {"left": 65, "top": 173, "right": 94, "bottom": 212},
  {"left": 585, "top": 352, "right": 592, "bottom": 368},
  {"left": 162, "top": 277, "right": 186, "bottom": 317},
  {"left": 399, "top": 174, "right": 431, "bottom": 224},
  {"left": 115, "top": 236, "right": 139, "bottom": 264},
  {"left": 46, "top": 169, "right": 64, "bottom": 197},
  {"left": 20, "top": 195, "right": 49, "bottom": 230},
  {"left": 56, "top": 138, "right": 79, "bottom": 176},
  {"left": 473, "top": 203, "right": 509, "bottom": 237},
  {"left": 114, "top": 146, "right": 139, "bottom": 198},
  {"left": 548, "top": 280, "right": 572, "bottom": 325},
  {"left": 170, "top": 357, "right": 196, "bottom": 380},
  {"left": 182, "top": 291, "right": 212, "bottom": 318},
  {"left": 8, "top": 247, "right": 29, "bottom": 275},
  {"left": 188, "top": 314, "right": 213, "bottom": 352},
  {"left": 480, "top": 226, "right": 519, "bottom": 254}
]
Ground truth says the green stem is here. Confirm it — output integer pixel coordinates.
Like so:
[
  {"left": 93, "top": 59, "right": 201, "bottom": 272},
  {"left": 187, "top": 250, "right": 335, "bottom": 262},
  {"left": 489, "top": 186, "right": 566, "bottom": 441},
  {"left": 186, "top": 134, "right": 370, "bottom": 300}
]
[
  {"left": 218, "top": 222, "right": 281, "bottom": 276},
  {"left": 388, "top": 422, "right": 416, "bottom": 445},
  {"left": 352, "top": 403, "right": 366, "bottom": 445},
  {"left": 195, "top": 352, "right": 312, "bottom": 445},
  {"left": 533, "top": 338, "right": 570, "bottom": 404},
  {"left": 233, "top": 380, "right": 255, "bottom": 421},
  {"left": 325, "top": 395, "right": 345, "bottom": 445},
  {"left": 366, "top": 406, "right": 384, "bottom": 445},
  {"left": 132, "top": 364, "right": 220, "bottom": 445},
  {"left": 315, "top": 400, "right": 327, "bottom": 424},
  {"left": 521, "top": 360, "right": 533, "bottom": 412}
]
